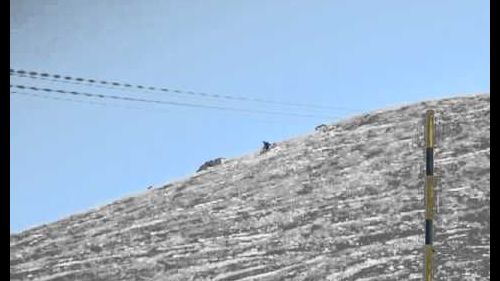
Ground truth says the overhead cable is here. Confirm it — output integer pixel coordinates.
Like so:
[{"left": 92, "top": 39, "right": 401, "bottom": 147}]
[
  {"left": 10, "top": 68, "right": 358, "bottom": 112},
  {"left": 10, "top": 84, "right": 340, "bottom": 119}
]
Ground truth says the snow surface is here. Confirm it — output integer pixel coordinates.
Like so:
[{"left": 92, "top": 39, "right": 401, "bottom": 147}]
[{"left": 10, "top": 94, "right": 490, "bottom": 280}]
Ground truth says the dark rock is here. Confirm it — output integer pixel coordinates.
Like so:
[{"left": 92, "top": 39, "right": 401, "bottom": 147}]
[
  {"left": 197, "top": 157, "right": 225, "bottom": 172},
  {"left": 315, "top": 124, "right": 328, "bottom": 132}
]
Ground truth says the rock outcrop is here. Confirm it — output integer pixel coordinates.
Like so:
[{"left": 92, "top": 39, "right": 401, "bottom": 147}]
[{"left": 197, "top": 158, "right": 225, "bottom": 173}]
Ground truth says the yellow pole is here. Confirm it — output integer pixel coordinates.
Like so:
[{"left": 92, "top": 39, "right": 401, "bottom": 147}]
[{"left": 424, "top": 110, "right": 435, "bottom": 281}]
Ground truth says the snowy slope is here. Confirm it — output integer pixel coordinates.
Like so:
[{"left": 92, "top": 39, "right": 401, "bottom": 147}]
[{"left": 10, "top": 94, "right": 490, "bottom": 281}]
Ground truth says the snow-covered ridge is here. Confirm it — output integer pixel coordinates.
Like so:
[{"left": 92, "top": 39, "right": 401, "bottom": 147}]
[{"left": 11, "top": 94, "right": 490, "bottom": 280}]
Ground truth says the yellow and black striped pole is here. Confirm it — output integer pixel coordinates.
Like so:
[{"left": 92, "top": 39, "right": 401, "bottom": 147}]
[{"left": 424, "top": 110, "right": 435, "bottom": 281}]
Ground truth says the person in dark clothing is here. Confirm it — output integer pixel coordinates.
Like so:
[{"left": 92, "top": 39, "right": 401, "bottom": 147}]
[{"left": 261, "top": 141, "right": 271, "bottom": 153}]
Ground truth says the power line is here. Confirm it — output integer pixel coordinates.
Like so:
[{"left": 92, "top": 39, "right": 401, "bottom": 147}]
[
  {"left": 10, "top": 68, "right": 359, "bottom": 112},
  {"left": 10, "top": 91, "right": 316, "bottom": 125},
  {"left": 10, "top": 84, "right": 341, "bottom": 119},
  {"left": 10, "top": 90, "right": 169, "bottom": 112},
  {"left": 11, "top": 73, "right": 120, "bottom": 91},
  {"left": 11, "top": 90, "right": 106, "bottom": 106}
]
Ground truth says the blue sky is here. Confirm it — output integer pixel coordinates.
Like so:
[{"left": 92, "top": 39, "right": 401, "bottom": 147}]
[{"left": 10, "top": 1, "right": 489, "bottom": 233}]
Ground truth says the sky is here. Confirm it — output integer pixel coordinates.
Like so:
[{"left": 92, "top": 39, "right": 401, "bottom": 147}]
[{"left": 10, "top": 0, "right": 489, "bottom": 233}]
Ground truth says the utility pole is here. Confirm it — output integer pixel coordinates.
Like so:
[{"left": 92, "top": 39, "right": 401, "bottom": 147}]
[{"left": 424, "top": 110, "right": 435, "bottom": 280}]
